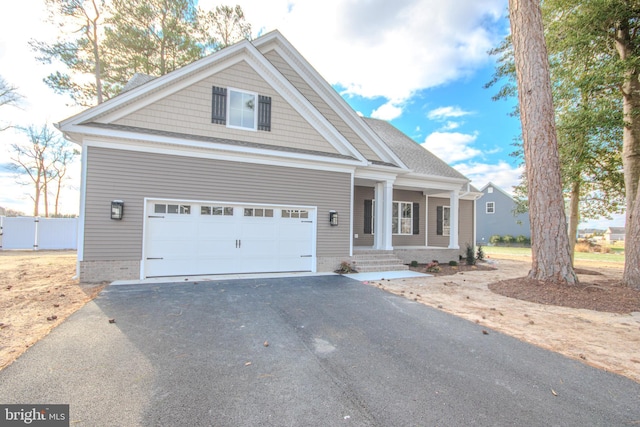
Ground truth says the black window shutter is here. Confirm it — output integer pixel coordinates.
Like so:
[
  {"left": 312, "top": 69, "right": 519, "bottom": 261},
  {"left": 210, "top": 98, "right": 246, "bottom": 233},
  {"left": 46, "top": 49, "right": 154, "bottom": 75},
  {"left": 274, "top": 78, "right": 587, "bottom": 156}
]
[
  {"left": 436, "top": 206, "right": 443, "bottom": 236},
  {"left": 258, "top": 95, "right": 272, "bottom": 131},
  {"left": 211, "top": 86, "right": 227, "bottom": 124},
  {"left": 364, "top": 200, "right": 372, "bottom": 234},
  {"left": 412, "top": 202, "right": 419, "bottom": 235}
]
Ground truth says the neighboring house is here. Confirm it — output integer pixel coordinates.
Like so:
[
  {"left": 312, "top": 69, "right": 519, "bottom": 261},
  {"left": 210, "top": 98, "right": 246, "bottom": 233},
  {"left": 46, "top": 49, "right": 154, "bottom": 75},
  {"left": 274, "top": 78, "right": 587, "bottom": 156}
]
[
  {"left": 58, "top": 31, "right": 481, "bottom": 282},
  {"left": 604, "top": 227, "right": 625, "bottom": 243},
  {"left": 476, "top": 183, "right": 530, "bottom": 245}
]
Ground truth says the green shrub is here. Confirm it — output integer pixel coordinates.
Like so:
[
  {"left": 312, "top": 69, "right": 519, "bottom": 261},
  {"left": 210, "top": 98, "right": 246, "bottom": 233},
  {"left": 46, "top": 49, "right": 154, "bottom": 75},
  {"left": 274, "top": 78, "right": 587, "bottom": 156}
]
[
  {"left": 489, "top": 235, "right": 502, "bottom": 244},
  {"left": 502, "top": 235, "right": 514, "bottom": 245},
  {"left": 476, "top": 245, "right": 485, "bottom": 261},
  {"left": 516, "top": 235, "right": 530, "bottom": 245},
  {"left": 465, "top": 244, "right": 476, "bottom": 265},
  {"left": 410, "top": 260, "right": 418, "bottom": 267},
  {"left": 449, "top": 260, "right": 458, "bottom": 266}
]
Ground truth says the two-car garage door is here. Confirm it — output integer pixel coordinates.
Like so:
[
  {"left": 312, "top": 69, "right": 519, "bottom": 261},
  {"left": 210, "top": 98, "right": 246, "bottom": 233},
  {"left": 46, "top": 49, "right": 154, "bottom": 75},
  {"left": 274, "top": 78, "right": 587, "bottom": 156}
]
[{"left": 144, "top": 200, "right": 315, "bottom": 278}]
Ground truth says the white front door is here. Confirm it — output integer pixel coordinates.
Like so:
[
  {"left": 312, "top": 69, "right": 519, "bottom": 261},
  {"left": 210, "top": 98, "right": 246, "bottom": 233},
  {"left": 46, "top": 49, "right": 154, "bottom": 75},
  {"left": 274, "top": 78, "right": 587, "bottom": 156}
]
[{"left": 144, "top": 201, "right": 315, "bottom": 277}]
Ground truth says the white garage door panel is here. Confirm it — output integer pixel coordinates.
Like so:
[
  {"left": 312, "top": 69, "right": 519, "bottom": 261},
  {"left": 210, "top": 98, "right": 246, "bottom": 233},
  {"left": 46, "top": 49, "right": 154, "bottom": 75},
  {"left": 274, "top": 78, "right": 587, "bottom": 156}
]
[{"left": 144, "top": 201, "right": 314, "bottom": 277}]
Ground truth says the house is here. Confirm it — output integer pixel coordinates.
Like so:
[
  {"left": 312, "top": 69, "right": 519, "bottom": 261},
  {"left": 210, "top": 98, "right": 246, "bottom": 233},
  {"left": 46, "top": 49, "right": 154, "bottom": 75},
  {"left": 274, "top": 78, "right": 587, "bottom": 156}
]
[
  {"left": 57, "top": 31, "right": 481, "bottom": 282},
  {"left": 604, "top": 227, "right": 625, "bottom": 243},
  {"left": 476, "top": 182, "right": 530, "bottom": 245}
]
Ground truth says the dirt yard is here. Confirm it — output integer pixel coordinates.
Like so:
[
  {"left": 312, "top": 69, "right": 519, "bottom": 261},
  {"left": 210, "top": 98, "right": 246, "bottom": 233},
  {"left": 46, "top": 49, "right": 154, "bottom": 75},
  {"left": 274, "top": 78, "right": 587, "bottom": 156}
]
[
  {"left": 1, "top": 251, "right": 639, "bottom": 385},
  {"left": 373, "top": 254, "right": 640, "bottom": 383},
  {"left": 0, "top": 251, "right": 104, "bottom": 370}
]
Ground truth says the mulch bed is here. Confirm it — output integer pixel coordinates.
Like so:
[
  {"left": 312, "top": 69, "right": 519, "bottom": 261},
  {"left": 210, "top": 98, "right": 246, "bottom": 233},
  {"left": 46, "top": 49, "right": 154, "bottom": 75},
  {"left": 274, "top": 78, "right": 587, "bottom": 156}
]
[
  {"left": 411, "top": 262, "right": 640, "bottom": 314},
  {"left": 489, "top": 275, "right": 640, "bottom": 314},
  {"left": 409, "top": 262, "right": 497, "bottom": 276}
]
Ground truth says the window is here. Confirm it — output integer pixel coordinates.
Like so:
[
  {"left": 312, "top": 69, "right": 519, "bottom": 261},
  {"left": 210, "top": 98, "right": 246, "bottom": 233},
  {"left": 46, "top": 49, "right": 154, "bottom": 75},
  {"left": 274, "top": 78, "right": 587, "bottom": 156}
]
[
  {"left": 437, "top": 206, "right": 450, "bottom": 236},
  {"left": 154, "top": 204, "right": 191, "bottom": 214},
  {"left": 211, "top": 86, "right": 271, "bottom": 131},
  {"left": 392, "top": 202, "right": 413, "bottom": 235},
  {"left": 363, "top": 200, "right": 419, "bottom": 235},
  {"left": 244, "top": 208, "right": 274, "bottom": 217},
  {"left": 486, "top": 202, "right": 495, "bottom": 214},
  {"left": 201, "top": 206, "right": 234, "bottom": 216},
  {"left": 488, "top": 187, "right": 494, "bottom": 193},
  {"left": 282, "top": 209, "right": 309, "bottom": 219}
]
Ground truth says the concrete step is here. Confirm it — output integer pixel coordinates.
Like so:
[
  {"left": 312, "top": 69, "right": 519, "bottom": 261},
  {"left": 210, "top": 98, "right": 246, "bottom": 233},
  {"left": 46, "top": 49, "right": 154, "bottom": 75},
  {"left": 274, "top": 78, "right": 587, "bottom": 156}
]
[{"left": 351, "top": 251, "right": 408, "bottom": 272}]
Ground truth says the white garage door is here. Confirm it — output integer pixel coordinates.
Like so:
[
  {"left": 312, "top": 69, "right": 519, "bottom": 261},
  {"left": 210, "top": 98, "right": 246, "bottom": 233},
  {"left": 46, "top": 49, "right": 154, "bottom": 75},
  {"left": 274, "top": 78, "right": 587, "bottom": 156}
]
[{"left": 144, "top": 201, "right": 315, "bottom": 277}]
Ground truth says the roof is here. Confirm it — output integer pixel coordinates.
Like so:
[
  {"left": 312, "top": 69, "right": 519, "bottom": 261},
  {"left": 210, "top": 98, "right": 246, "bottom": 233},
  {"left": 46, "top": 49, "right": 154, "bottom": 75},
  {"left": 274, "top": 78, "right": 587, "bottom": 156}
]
[
  {"left": 362, "top": 117, "right": 468, "bottom": 180},
  {"left": 480, "top": 182, "right": 517, "bottom": 200},
  {"left": 121, "top": 73, "right": 156, "bottom": 93},
  {"left": 606, "top": 227, "right": 625, "bottom": 234}
]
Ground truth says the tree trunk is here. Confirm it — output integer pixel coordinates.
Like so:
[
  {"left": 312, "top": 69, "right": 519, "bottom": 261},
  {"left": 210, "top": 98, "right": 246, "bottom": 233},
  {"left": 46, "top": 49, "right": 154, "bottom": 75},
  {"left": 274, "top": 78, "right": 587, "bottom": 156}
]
[
  {"left": 568, "top": 180, "right": 580, "bottom": 266},
  {"left": 623, "top": 177, "right": 640, "bottom": 288},
  {"left": 509, "top": 0, "right": 578, "bottom": 285},
  {"left": 615, "top": 20, "right": 640, "bottom": 287}
]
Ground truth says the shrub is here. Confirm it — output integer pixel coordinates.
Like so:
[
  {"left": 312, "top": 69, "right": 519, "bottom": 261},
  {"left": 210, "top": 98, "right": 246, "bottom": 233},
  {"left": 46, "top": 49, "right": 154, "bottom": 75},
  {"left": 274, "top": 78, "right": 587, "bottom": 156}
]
[
  {"left": 489, "top": 235, "right": 502, "bottom": 244},
  {"left": 502, "top": 235, "right": 514, "bottom": 245},
  {"left": 425, "top": 261, "right": 440, "bottom": 273},
  {"left": 476, "top": 245, "right": 485, "bottom": 261},
  {"left": 449, "top": 260, "right": 458, "bottom": 266},
  {"left": 515, "top": 235, "right": 530, "bottom": 245},
  {"left": 465, "top": 244, "right": 476, "bottom": 265},
  {"left": 575, "top": 241, "right": 592, "bottom": 253},
  {"left": 335, "top": 261, "right": 357, "bottom": 274},
  {"left": 410, "top": 260, "right": 418, "bottom": 267}
]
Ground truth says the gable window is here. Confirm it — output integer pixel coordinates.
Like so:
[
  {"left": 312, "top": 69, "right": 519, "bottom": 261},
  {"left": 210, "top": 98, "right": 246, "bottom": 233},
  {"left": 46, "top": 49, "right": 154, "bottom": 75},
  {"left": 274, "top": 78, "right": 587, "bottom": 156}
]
[
  {"left": 486, "top": 202, "right": 495, "bottom": 214},
  {"left": 488, "top": 187, "right": 494, "bottom": 193},
  {"left": 436, "top": 206, "right": 450, "bottom": 236},
  {"left": 211, "top": 86, "right": 271, "bottom": 131}
]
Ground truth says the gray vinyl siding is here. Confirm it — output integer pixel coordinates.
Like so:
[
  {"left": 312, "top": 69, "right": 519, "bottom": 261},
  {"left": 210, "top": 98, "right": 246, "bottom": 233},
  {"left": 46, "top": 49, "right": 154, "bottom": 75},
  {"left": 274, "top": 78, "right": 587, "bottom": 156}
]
[
  {"left": 263, "top": 50, "right": 383, "bottom": 162},
  {"left": 352, "top": 186, "right": 426, "bottom": 247},
  {"left": 83, "top": 146, "right": 351, "bottom": 261},
  {"left": 427, "top": 197, "right": 474, "bottom": 250},
  {"left": 111, "top": 61, "right": 340, "bottom": 155},
  {"left": 476, "top": 188, "right": 530, "bottom": 244}
]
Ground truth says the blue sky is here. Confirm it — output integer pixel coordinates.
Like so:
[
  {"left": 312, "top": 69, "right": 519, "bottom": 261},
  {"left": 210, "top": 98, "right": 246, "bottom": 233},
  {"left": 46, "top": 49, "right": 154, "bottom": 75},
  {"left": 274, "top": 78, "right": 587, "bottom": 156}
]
[{"left": 0, "top": 0, "right": 624, "bottom": 228}]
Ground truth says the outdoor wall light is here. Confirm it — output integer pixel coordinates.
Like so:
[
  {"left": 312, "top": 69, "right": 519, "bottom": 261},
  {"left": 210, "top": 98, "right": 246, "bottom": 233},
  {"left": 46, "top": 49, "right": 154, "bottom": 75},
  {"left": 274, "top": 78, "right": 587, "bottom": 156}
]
[
  {"left": 329, "top": 210, "right": 338, "bottom": 226},
  {"left": 111, "top": 200, "right": 124, "bottom": 220}
]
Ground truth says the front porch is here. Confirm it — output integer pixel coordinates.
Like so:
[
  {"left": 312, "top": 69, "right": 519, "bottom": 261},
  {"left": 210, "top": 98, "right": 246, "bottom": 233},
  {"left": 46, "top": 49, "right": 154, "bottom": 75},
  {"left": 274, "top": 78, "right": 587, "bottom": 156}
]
[{"left": 351, "top": 247, "right": 462, "bottom": 273}]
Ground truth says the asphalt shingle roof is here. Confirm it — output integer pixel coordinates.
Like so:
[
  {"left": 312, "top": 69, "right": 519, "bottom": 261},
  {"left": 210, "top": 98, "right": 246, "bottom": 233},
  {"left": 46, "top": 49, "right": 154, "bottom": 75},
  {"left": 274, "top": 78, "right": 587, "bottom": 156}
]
[{"left": 362, "top": 117, "right": 468, "bottom": 180}]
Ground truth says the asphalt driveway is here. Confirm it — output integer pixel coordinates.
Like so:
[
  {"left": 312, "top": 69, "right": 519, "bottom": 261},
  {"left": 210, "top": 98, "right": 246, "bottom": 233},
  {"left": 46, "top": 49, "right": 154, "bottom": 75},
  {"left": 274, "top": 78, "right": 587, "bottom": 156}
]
[{"left": 1, "top": 275, "right": 639, "bottom": 426}]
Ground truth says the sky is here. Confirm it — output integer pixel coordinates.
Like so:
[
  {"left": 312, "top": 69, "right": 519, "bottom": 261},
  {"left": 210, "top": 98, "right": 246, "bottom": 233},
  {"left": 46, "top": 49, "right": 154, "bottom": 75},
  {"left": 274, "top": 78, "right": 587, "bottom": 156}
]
[{"left": 0, "top": 0, "right": 625, "bottom": 228}]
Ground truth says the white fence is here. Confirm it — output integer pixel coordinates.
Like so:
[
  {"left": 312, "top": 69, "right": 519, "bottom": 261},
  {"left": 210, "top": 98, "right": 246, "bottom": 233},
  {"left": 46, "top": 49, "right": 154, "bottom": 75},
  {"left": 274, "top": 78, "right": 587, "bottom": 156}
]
[{"left": 0, "top": 217, "right": 78, "bottom": 250}]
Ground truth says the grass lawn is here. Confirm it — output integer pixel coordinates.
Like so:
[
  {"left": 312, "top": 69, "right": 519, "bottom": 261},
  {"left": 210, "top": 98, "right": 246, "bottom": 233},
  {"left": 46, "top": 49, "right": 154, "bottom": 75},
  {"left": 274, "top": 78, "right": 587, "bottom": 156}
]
[{"left": 482, "top": 245, "right": 625, "bottom": 264}]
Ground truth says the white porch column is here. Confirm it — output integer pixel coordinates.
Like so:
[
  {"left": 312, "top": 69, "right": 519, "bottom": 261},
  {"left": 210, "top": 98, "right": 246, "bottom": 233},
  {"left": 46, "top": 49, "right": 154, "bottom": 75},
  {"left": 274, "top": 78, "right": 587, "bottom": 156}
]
[
  {"left": 373, "top": 181, "right": 394, "bottom": 250},
  {"left": 374, "top": 182, "right": 384, "bottom": 249},
  {"left": 381, "top": 180, "right": 394, "bottom": 250},
  {"left": 448, "top": 190, "right": 459, "bottom": 249}
]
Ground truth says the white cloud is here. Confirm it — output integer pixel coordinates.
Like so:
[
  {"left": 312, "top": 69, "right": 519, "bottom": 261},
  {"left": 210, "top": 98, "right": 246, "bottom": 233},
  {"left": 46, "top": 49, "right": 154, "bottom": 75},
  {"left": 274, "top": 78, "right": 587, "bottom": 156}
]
[
  {"left": 371, "top": 100, "right": 404, "bottom": 121},
  {"left": 428, "top": 106, "right": 473, "bottom": 121},
  {"left": 229, "top": 0, "right": 505, "bottom": 104},
  {"left": 421, "top": 131, "right": 481, "bottom": 163},
  {"left": 439, "top": 121, "right": 462, "bottom": 131},
  {"left": 453, "top": 161, "right": 523, "bottom": 194}
]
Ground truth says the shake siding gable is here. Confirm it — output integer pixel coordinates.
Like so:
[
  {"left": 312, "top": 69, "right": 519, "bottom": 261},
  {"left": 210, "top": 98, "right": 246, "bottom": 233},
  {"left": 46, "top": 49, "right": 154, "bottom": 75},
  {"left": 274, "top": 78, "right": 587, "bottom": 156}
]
[
  {"left": 110, "top": 60, "right": 340, "bottom": 155},
  {"left": 262, "top": 50, "right": 383, "bottom": 162},
  {"left": 83, "top": 146, "right": 351, "bottom": 261}
]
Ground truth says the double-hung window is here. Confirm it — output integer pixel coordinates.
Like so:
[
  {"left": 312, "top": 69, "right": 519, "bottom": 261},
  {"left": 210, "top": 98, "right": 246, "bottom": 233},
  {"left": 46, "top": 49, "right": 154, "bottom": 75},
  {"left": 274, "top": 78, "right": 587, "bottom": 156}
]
[
  {"left": 392, "top": 202, "right": 413, "bottom": 235},
  {"left": 486, "top": 202, "right": 495, "bottom": 214},
  {"left": 437, "top": 206, "right": 450, "bottom": 236}
]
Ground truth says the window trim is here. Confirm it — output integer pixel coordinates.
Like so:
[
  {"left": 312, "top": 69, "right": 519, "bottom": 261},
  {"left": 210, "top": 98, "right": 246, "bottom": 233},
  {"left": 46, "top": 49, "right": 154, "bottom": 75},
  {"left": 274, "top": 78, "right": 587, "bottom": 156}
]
[
  {"left": 367, "top": 200, "right": 416, "bottom": 236},
  {"left": 227, "top": 87, "right": 259, "bottom": 131},
  {"left": 486, "top": 201, "right": 495, "bottom": 214}
]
